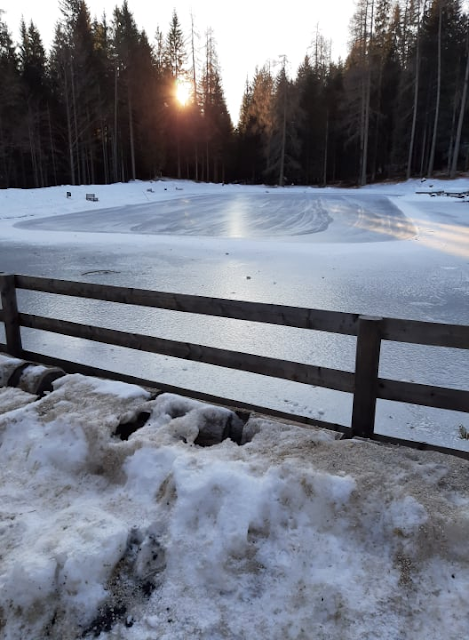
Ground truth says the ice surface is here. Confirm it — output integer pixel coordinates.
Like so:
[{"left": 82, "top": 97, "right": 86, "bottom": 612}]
[
  {"left": 0, "top": 179, "right": 468, "bottom": 450},
  {"left": 15, "top": 191, "right": 416, "bottom": 242}
]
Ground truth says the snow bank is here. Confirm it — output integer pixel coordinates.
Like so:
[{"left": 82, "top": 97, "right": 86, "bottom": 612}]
[{"left": 0, "top": 372, "right": 468, "bottom": 639}]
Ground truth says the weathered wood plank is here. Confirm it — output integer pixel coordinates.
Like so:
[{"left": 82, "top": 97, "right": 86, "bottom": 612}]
[
  {"left": 0, "top": 274, "right": 22, "bottom": 357},
  {"left": 19, "top": 313, "right": 355, "bottom": 393},
  {"left": 9, "top": 274, "right": 469, "bottom": 437},
  {"left": 20, "top": 349, "right": 352, "bottom": 437},
  {"left": 371, "top": 433, "right": 469, "bottom": 461},
  {"left": 382, "top": 317, "right": 469, "bottom": 349},
  {"left": 351, "top": 316, "right": 383, "bottom": 438},
  {"left": 15, "top": 275, "right": 360, "bottom": 336},
  {"left": 378, "top": 378, "right": 469, "bottom": 413},
  {"left": 16, "top": 275, "right": 469, "bottom": 349}
]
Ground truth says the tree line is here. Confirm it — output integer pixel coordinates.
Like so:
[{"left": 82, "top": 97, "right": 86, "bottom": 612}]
[{"left": 0, "top": 0, "right": 468, "bottom": 189}]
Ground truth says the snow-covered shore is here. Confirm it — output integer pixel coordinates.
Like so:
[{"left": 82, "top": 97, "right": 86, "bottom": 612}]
[
  {"left": 0, "top": 358, "right": 468, "bottom": 640},
  {"left": 0, "top": 178, "right": 468, "bottom": 638},
  {"left": 0, "top": 177, "right": 468, "bottom": 450}
]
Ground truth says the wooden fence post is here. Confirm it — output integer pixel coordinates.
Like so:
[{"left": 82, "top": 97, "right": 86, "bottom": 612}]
[
  {"left": 351, "top": 315, "right": 383, "bottom": 438},
  {"left": 0, "top": 274, "right": 22, "bottom": 357}
]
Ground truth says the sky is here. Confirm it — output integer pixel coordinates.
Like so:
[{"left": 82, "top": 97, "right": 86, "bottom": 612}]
[{"left": 1, "top": 0, "right": 356, "bottom": 123}]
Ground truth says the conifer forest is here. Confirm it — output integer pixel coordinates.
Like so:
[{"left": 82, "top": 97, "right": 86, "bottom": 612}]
[{"left": 1, "top": 0, "right": 469, "bottom": 189}]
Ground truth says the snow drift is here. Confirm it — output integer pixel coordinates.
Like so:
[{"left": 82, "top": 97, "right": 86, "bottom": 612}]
[{"left": 0, "top": 361, "right": 468, "bottom": 639}]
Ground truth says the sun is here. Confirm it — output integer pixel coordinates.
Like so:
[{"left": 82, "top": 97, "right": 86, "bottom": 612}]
[{"left": 176, "top": 79, "right": 192, "bottom": 106}]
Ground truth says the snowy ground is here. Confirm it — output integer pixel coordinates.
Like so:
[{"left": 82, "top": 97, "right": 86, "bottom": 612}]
[
  {"left": 0, "top": 362, "right": 468, "bottom": 640},
  {"left": 0, "top": 178, "right": 468, "bottom": 452},
  {"left": 0, "top": 182, "right": 468, "bottom": 639}
]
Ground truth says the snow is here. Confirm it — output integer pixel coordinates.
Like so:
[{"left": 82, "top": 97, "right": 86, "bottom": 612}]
[
  {"left": 0, "top": 178, "right": 468, "bottom": 453},
  {"left": 0, "top": 386, "right": 37, "bottom": 414},
  {"left": 0, "top": 178, "right": 468, "bottom": 637},
  {"left": 0, "top": 368, "right": 468, "bottom": 639},
  {"left": 0, "top": 354, "right": 25, "bottom": 386}
]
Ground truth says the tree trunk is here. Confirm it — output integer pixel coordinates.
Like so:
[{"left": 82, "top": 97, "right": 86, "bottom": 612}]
[
  {"left": 446, "top": 81, "right": 459, "bottom": 175},
  {"left": 323, "top": 111, "right": 329, "bottom": 186},
  {"left": 113, "top": 63, "right": 119, "bottom": 183},
  {"left": 419, "top": 121, "right": 428, "bottom": 176},
  {"left": 359, "top": 0, "right": 374, "bottom": 187},
  {"left": 427, "top": 1, "right": 442, "bottom": 177},
  {"left": 450, "top": 46, "right": 469, "bottom": 178},
  {"left": 28, "top": 114, "right": 38, "bottom": 188},
  {"left": 128, "top": 89, "right": 136, "bottom": 181},
  {"left": 360, "top": 66, "right": 372, "bottom": 186},
  {"left": 47, "top": 104, "right": 58, "bottom": 186},
  {"left": 279, "top": 75, "right": 287, "bottom": 187},
  {"left": 371, "top": 60, "right": 384, "bottom": 182},
  {"left": 194, "top": 142, "right": 199, "bottom": 181},
  {"left": 406, "top": 15, "right": 421, "bottom": 180},
  {"left": 70, "top": 60, "right": 81, "bottom": 184},
  {"left": 38, "top": 132, "right": 45, "bottom": 188},
  {"left": 190, "top": 6, "right": 199, "bottom": 183},
  {"left": 64, "top": 67, "right": 76, "bottom": 185}
]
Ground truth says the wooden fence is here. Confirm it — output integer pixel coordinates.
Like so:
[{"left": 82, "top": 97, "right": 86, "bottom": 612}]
[{"left": 1, "top": 273, "right": 468, "bottom": 457}]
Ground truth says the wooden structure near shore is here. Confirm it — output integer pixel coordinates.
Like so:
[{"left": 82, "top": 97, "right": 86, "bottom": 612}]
[{"left": 1, "top": 273, "right": 468, "bottom": 458}]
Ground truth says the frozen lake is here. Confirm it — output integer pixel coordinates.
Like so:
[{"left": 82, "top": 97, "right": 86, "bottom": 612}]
[
  {"left": 16, "top": 192, "right": 416, "bottom": 241},
  {"left": 1, "top": 181, "right": 468, "bottom": 451}
]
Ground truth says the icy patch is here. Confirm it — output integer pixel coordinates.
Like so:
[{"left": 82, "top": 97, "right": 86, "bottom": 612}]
[{"left": 14, "top": 192, "right": 417, "bottom": 243}]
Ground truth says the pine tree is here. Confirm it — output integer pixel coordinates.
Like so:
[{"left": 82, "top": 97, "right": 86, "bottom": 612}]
[
  {"left": 405, "top": 0, "right": 425, "bottom": 178},
  {"left": 265, "top": 59, "right": 301, "bottom": 186},
  {"left": 418, "top": 0, "right": 466, "bottom": 175},
  {"left": 341, "top": 0, "right": 373, "bottom": 184},
  {"left": 237, "top": 65, "right": 274, "bottom": 183},
  {"left": 450, "top": 26, "right": 469, "bottom": 176},
  {"left": 323, "top": 63, "right": 346, "bottom": 183},
  {"left": 236, "top": 78, "right": 258, "bottom": 183},
  {"left": 295, "top": 49, "right": 329, "bottom": 184},
  {"left": 19, "top": 20, "right": 51, "bottom": 187},
  {"left": 0, "top": 13, "right": 21, "bottom": 187},
  {"left": 164, "top": 10, "right": 186, "bottom": 79},
  {"left": 200, "top": 29, "right": 232, "bottom": 182},
  {"left": 162, "top": 10, "right": 188, "bottom": 178},
  {"left": 50, "top": 0, "right": 102, "bottom": 184},
  {"left": 91, "top": 13, "right": 114, "bottom": 183},
  {"left": 112, "top": 1, "right": 142, "bottom": 181}
]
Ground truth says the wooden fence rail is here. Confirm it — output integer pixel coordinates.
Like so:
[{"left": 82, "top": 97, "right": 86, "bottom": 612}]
[{"left": 1, "top": 273, "right": 468, "bottom": 453}]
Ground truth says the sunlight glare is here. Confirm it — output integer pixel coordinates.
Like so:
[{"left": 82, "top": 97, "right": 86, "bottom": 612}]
[{"left": 176, "top": 79, "right": 192, "bottom": 106}]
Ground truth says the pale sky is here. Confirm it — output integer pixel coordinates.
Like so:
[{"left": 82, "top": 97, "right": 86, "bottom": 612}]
[{"left": 1, "top": 0, "right": 356, "bottom": 123}]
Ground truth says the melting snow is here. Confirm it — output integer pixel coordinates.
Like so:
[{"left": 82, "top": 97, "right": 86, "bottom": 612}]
[{"left": 0, "top": 366, "right": 468, "bottom": 639}]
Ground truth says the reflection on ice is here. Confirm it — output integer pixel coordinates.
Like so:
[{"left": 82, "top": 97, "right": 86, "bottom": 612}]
[
  {"left": 16, "top": 192, "right": 414, "bottom": 243},
  {"left": 226, "top": 197, "right": 247, "bottom": 238},
  {"left": 2, "top": 181, "right": 468, "bottom": 451},
  {"left": 413, "top": 217, "right": 469, "bottom": 258}
]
